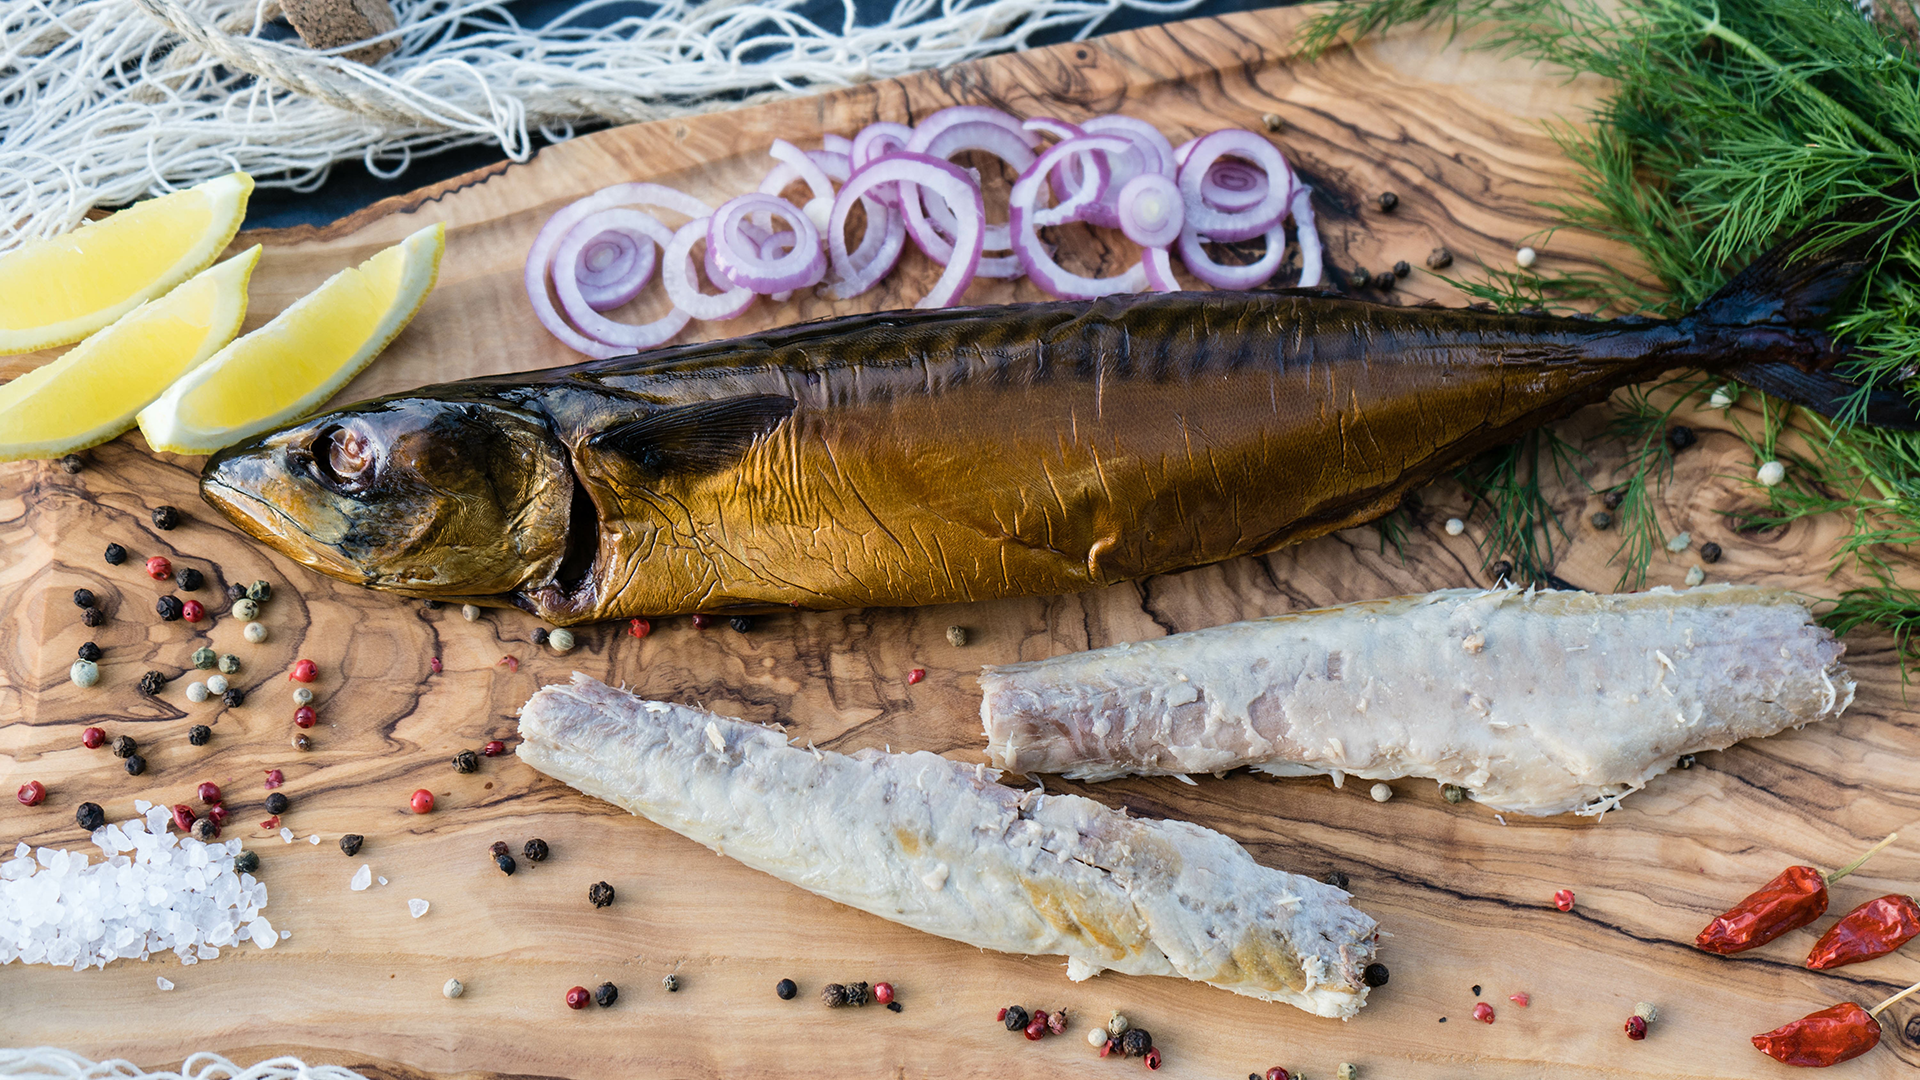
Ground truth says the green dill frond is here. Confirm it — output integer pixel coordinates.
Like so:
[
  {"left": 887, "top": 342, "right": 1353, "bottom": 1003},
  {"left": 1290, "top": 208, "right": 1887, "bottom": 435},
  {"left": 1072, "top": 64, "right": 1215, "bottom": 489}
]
[{"left": 1456, "top": 427, "right": 1587, "bottom": 583}]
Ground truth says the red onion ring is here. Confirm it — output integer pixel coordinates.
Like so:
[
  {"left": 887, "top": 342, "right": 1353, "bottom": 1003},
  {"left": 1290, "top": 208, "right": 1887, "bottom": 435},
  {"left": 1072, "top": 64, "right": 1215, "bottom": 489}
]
[
  {"left": 572, "top": 225, "right": 655, "bottom": 311},
  {"left": 710, "top": 193, "right": 825, "bottom": 294},
  {"left": 1009, "top": 135, "right": 1147, "bottom": 299},
  {"left": 1201, "top": 158, "right": 1269, "bottom": 213},
  {"left": 768, "top": 139, "right": 837, "bottom": 234},
  {"left": 1176, "top": 219, "right": 1288, "bottom": 290},
  {"left": 826, "top": 185, "right": 907, "bottom": 300},
  {"left": 851, "top": 122, "right": 912, "bottom": 208},
  {"left": 1141, "top": 245, "right": 1180, "bottom": 292},
  {"left": 1176, "top": 129, "right": 1295, "bottom": 243},
  {"left": 901, "top": 120, "right": 1036, "bottom": 278},
  {"left": 1116, "top": 172, "right": 1183, "bottom": 249},
  {"left": 830, "top": 152, "right": 982, "bottom": 307},
  {"left": 1082, "top": 115, "right": 1177, "bottom": 179},
  {"left": 524, "top": 181, "right": 713, "bottom": 358},
  {"left": 664, "top": 218, "right": 756, "bottom": 321},
  {"left": 761, "top": 232, "right": 799, "bottom": 302},
  {"left": 553, "top": 208, "right": 690, "bottom": 350},
  {"left": 1291, "top": 186, "right": 1324, "bottom": 288},
  {"left": 822, "top": 133, "right": 853, "bottom": 156}
]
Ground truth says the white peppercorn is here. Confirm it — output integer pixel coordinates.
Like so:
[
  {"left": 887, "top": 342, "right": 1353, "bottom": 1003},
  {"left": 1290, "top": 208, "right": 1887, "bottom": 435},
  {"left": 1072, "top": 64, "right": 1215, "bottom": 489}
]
[
  {"left": 1516, "top": 246, "right": 1538, "bottom": 268},
  {"left": 70, "top": 660, "right": 99, "bottom": 687},
  {"left": 243, "top": 621, "right": 268, "bottom": 644},
  {"left": 206, "top": 675, "right": 229, "bottom": 695},
  {"left": 1370, "top": 782, "right": 1393, "bottom": 803},
  {"left": 293, "top": 687, "right": 314, "bottom": 705},
  {"left": 217, "top": 653, "right": 241, "bottom": 674},
  {"left": 186, "top": 681, "right": 210, "bottom": 703},
  {"left": 1445, "top": 517, "right": 1465, "bottom": 536},
  {"left": 444, "top": 978, "right": 465, "bottom": 999},
  {"left": 462, "top": 604, "right": 481, "bottom": 622}
]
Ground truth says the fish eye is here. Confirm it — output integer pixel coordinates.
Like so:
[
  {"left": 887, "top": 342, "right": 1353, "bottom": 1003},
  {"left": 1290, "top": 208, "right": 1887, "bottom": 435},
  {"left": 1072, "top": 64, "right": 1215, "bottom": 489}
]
[{"left": 312, "top": 423, "right": 379, "bottom": 493}]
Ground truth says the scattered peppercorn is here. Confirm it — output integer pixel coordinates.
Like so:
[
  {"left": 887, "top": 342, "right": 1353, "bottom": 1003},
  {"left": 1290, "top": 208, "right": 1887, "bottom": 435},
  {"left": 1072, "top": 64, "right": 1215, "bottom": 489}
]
[
  {"left": 76, "top": 641, "right": 102, "bottom": 662},
  {"left": 410, "top": 789, "right": 435, "bottom": 814},
  {"left": 1263, "top": 112, "right": 1283, "bottom": 131},
  {"left": 340, "top": 834, "right": 363, "bottom": 856},
  {"left": 1121, "top": 1028, "right": 1153, "bottom": 1057},
  {"left": 207, "top": 805, "right": 228, "bottom": 828},
  {"left": 842, "top": 982, "right": 870, "bottom": 1006},
  {"left": 1362, "top": 962, "right": 1390, "bottom": 987},
  {"left": 112, "top": 735, "right": 137, "bottom": 758},
  {"left": 662, "top": 974, "right": 680, "bottom": 992},
  {"left": 181, "top": 599, "right": 205, "bottom": 622},
  {"left": 823, "top": 983, "right": 848, "bottom": 1007},
  {"left": 595, "top": 982, "right": 618, "bottom": 1007},
  {"left": 293, "top": 687, "right": 313, "bottom": 705},
  {"left": 291, "top": 733, "right": 311, "bottom": 752},
  {"left": 265, "top": 792, "right": 289, "bottom": 815},
  {"left": 483, "top": 740, "right": 506, "bottom": 757},
  {"left": 777, "top": 978, "right": 798, "bottom": 1000},
  {"left": 907, "top": 668, "right": 926, "bottom": 685},
  {"left": 1373, "top": 271, "right": 1396, "bottom": 290},
  {"left": 151, "top": 506, "right": 180, "bottom": 530},
  {"left": 1393, "top": 260, "right": 1410, "bottom": 278},
  {"left": 1047, "top": 1006, "right": 1066, "bottom": 1034},
  {"left": 82, "top": 726, "right": 106, "bottom": 749},
  {"left": 264, "top": 769, "right": 284, "bottom": 789},
  {"left": 1427, "top": 247, "right": 1453, "bottom": 269},
  {"left": 289, "top": 658, "right": 317, "bottom": 682},
  {"left": 222, "top": 687, "right": 245, "bottom": 708},
  {"left": 531, "top": 627, "right": 549, "bottom": 645},
  {"left": 423, "top": 598, "right": 442, "bottom": 610},
  {"left": 429, "top": 657, "right": 443, "bottom": 675},
  {"left": 548, "top": 629, "right": 575, "bottom": 653},
  {"left": 1144, "top": 1048, "right": 1162, "bottom": 1070},
  {"left": 588, "top": 880, "right": 615, "bottom": 908},
  {"left": 76, "top": 802, "right": 105, "bottom": 830},
  {"left": 1348, "top": 267, "right": 1371, "bottom": 289},
  {"left": 443, "top": 978, "right": 464, "bottom": 999},
  {"left": 1025, "top": 1018, "right": 1046, "bottom": 1040},
  {"left": 1324, "top": 869, "right": 1350, "bottom": 890},
  {"left": 1442, "top": 783, "right": 1467, "bottom": 803},
  {"left": 730, "top": 615, "right": 753, "bottom": 632},
  {"left": 1625, "top": 1015, "right": 1648, "bottom": 1040},
  {"left": 1377, "top": 191, "right": 1398, "bottom": 212},
  {"left": 498, "top": 654, "right": 519, "bottom": 673},
  {"left": 1488, "top": 560, "right": 1513, "bottom": 584},
  {"left": 231, "top": 598, "right": 258, "bottom": 620},
  {"left": 190, "top": 646, "right": 216, "bottom": 669},
  {"left": 57, "top": 453, "right": 84, "bottom": 474},
  {"left": 1509, "top": 992, "right": 1530, "bottom": 1007},
  {"left": 1701, "top": 541, "right": 1723, "bottom": 563},
  {"left": 73, "top": 587, "right": 97, "bottom": 609},
  {"left": 246, "top": 581, "right": 272, "bottom": 603},
  {"left": 155, "top": 596, "right": 183, "bottom": 621},
  {"left": 946, "top": 625, "right": 968, "bottom": 647},
  {"left": 1677, "top": 753, "right": 1696, "bottom": 769},
  {"left": 104, "top": 543, "right": 126, "bottom": 565},
  {"left": 1668, "top": 426, "right": 1696, "bottom": 451},
  {"left": 1473, "top": 1002, "right": 1495, "bottom": 1024},
  {"left": 1003, "top": 1005, "right": 1030, "bottom": 1031},
  {"left": 1472, "top": 984, "right": 1482, "bottom": 995},
  {"left": 495, "top": 852, "right": 517, "bottom": 875},
  {"left": 523, "top": 838, "right": 549, "bottom": 862},
  {"left": 191, "top": 817, "right": 218, "bottom": 842},
  {"left": 874, "top": 982, "right": 895, "bottom": 1005},
  {"left": 887, "top": 1001, "right": 902, "bottom": 1013},
  {"left": 565, "top": 986, "right": 590, "bottom": 1010},
  {"left": 242, "top": 622, "right": 267, "bottom": 645},
  {"left": 453, "top": 748, "right": 478, "bottom": 773},
  {"left": 145, "top": 556, "right": 171, "bottom": 580},
  {"left": 226, "top": 583, "right": 247, "bottom": 602},
  {"left": 490, "top": 841, "right": 510, "bottom": 858},
  {"left": 234, "top": 850, "right": 259, "bottom": 874},
  {"left": 1264, "top": 1069, "right": 1290, "bottom": 1080},
  {"left": 1554, "top": 888, "right": 1576, "bottom": 911},
  {"left": 18, "top": 781, "right": 46, "bottom": 806},
  {"left": 1591, "top": 511, "right": 1614, "bottom": 530},
  {"left": 629, "top": 617, "right": 651, "bottom": 638},
  {"left": 81, "top": 607, "right": 104, "bottom": 627},
  {"left": 124, "top": 753, "right": 146, "bottom": 776},
  {"left": 198, "top": 781, "right": 222, "bottom": 804},
  {"left": 1603, "top": 488, "right": 1626, "bottom": 510},
  {"left": 691, "top": 613, "right": 715, "bottom": 629},
  {"left": 175, "top": 567, "right": 203, "bottom": 591}
]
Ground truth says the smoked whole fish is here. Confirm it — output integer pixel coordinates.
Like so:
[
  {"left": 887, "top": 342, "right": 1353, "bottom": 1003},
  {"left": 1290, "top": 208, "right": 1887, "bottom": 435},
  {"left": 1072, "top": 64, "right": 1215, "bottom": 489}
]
[{"left": 199, "top": 216, "right": 1909, "bottom": 623}]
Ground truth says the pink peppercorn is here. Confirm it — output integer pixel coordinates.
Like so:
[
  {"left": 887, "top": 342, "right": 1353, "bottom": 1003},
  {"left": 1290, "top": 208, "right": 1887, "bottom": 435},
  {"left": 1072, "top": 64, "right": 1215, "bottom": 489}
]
[
  {"left": 483, "top": 740, "right": 506, "bottom": 757},
  {"left": 1024, "top": 1019, "right": 1047, "bottom": 1040},
  {"left": 263, "top": 769, "right": 284, "bottom": 789},
  {"left": 17, "top": 781, "right": 46, "bottom": 806},
  {"left": 1625, "top": 1015, "right": 1647, "bottom": 1041},
  {"left": 145, "top": 556, "right": 172, "bottom": 580},
  {"left": 181, "top": 599, "right": 205, "bottom": 622},
  {"left": 197, "top": 782, "right": 222, "bottom": 804},
  {"left": 499, "top": 655, "right": 519, "bottom": 673},
  {"left": 1473, "top": 1003, "right": 1495, "bottom": 1024},
  {"left": 1099, "top": 1040, "right": 1114, "bottom": 1058},
  {"left": 171, "top": 804, "right": 197, "bottom": 832},
  {"left": 1509, "top": 992, "right": 1530, "bottom": 1007},
  {"left": 410, "top": 789, "right": 435, "bottom": 814},
  {"left": 691, "top": 614, "right": 715, "bottom": 629},
  {"left": 1554, "top": 889, "right": 1576, "bottom": 912},
  {"left": 289, "top": 659, "right": 317, "bottom": 682},
  {"left": 1048, "top": 1009, "right": 1067, "bottom": 1035},
  {"left": 1144, "top": 1048, "right": 1162, "bottom": 1070},
  {"left": 629, "top": 617, "right": 651, "bottom": 638},
  {"left": 566, "top": 986, "right": 590, "bottom": 1009},
  {"left": 1265, "top": 1070, "right": 1290, "bottom": 1080},
  {"left": 873, "top": 982, "right": 894, "bottom": 1005},
  {"left": 207, "top": 804, "right": 229, "bottom": 827},
  {"left": 259, "top": 815, "right": 279, "bottom": 830},
  {"left": 907, "top": 668, "right": 926, "bottom": 685},
  {"left": 429, "top": 656, "right": 443, "bottom": 674},
  {"left": 82, "top": 727, "right": 106, "bottom": 749},
  {"left": 294, "top": 706, "right": 316, "bottom": 728}
]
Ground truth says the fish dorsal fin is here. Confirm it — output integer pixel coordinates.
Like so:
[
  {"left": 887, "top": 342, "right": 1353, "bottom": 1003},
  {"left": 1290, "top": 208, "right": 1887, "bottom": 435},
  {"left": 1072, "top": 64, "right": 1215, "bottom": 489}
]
[{"left": 589, "top": 394, "right": 797, "bottom": 477}]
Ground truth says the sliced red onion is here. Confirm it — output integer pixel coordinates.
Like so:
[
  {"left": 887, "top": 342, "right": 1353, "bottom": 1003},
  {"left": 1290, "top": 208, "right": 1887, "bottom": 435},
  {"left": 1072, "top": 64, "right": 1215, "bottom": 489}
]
[
  {"left": 850, "top": 122, "right": 912, "bottom": 209},
  {"left": 1176, "top": 220, "right": 1287, "bottom": 290},
  {"left": 769, "top": 139, "right": 836, "bottom": 234},
  {"left": 1082, "top": 115, "right": 1177, "bottom": 179},
  {"left": 822, "top": 133, "right": 853, "bottom": 156},
  {"left": 830, "top": 152, "right": 981, "bottom": 307},
  {"left": 901, "top": 119, "right": 1036, "bottom": 278},
  {"left": 1023, "top": 116, "right": 1084, "bottom": 143},
  {"left": 553, "top": 208, "right": 690, "bottom": 350},
  {"left": 572, "top": 225, "right": 654, "bottom": 311},
  {"left": 1201, "top": 158, "right": 1269, "bottom": 213},
  {"left": 1009, "top": 135, "right": 1147, "bottom": 300},
  {"left": 663, "top": 218, "right": 755, "bottom": 321},
  {"left": 1141, "top": 245, "right": 1180, "bottom": 292},
  {"left": 710, "top": 193, "right": 825, "bottom": 295},
  {"left": 1032, "top": 137, "right": 1110, "bottom": 229},
  {"left": 762, "top": 232, "right": 799, "bottom": 302},
  {"left": 1176, "top": 129, "right": 1295, "bottom": 243},
  {"left": 525, "top": 181, "right": 713, "bottom": 358},
  {"left": 810, "top": 150, "right": 851, "bottom": 183},
  {"left": 906, "top": 106, "right": 1035, "bottom": 154},
  {"left": 1291, "top": 185, "right": 1323, "bottom": 289},
  {"left": 1116, "top": 172, "right": 1183, "bottom": 249},
  {"left": 1173, "top": 139, "right": 1197, "bottom": 169},
  {"left": 826, "top": 184, "right": 907, "bottom": 299},
  {"left": 1045, "top": 115, "right": 1176, "bottom": 230}
]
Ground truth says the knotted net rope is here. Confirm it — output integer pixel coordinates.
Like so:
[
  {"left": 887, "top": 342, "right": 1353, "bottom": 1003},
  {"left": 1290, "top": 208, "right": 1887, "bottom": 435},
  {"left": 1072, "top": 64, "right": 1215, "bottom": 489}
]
[
  {"left": 0, "top": 1049, "right": 369, "bottom": 1080},
  {"left": 0, "top": 0, "right": 1202, "bottom": 250}
]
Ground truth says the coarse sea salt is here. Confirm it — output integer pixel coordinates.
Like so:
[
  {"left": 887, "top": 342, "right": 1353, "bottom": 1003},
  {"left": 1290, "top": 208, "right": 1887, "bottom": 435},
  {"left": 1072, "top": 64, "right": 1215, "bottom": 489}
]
[
  {"left": 350, "top": 864, "right": 372, "bottom": 891},
  {"left": 308, "top": 835, "right": 321, "bottom": 845},
  {"left": 408, "top": 898, "right": 429, "bottom": 918},
  {"left": 280, "top": 827, "right": 295, "bottom": 844},
  {"left": 0, "top": 818, "right": 274, "bottom": 971}
]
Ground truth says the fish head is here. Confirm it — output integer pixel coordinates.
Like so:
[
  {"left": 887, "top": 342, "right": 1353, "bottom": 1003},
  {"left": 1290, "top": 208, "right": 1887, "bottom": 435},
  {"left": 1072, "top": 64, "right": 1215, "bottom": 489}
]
[{"left": 200, "top": 393, "right": 575, "bottom": 601}]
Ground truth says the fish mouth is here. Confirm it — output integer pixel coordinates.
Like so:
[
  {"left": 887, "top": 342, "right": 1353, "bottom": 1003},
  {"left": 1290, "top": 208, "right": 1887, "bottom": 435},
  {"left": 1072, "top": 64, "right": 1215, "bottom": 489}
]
[{"left": 201, "top": 462, "right": 367, "bottom": 584}]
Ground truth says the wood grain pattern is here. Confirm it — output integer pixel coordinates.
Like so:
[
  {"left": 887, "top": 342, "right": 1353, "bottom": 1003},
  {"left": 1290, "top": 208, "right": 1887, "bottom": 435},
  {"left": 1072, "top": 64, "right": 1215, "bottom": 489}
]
[{"left": 5, "top": 6, "right": 1920, "bottom": 1079}]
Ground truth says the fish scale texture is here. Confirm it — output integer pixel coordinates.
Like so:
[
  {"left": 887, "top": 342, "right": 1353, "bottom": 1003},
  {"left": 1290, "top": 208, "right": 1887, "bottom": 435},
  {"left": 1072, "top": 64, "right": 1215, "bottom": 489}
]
[
  {"left": 980, "top": 584, "right": 1855, "bottom": 816},
  {"left": 516, "top": 673, "right": 1379, "bottom": 1017}
]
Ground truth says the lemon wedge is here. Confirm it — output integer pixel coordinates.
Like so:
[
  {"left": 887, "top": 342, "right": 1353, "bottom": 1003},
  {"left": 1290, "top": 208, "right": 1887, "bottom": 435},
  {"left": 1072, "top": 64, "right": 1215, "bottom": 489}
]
[
  {"left": 0, "top": 173, "right": 254, "bottom": 355},
  {"left": 138, "top": 222, "right": 446, "bottom": 455},
  {"left": 0, "top": 247, "right": 260, "bottom": 462}
]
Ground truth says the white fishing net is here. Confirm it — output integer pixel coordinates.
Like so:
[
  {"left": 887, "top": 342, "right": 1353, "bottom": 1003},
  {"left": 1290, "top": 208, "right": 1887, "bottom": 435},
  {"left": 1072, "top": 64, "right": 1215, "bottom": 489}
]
[
  {"left": 0, "top": 0, "right": 1204, "bottom": 252},
  {"left": 0, "top": 1049, "right": 369, "bottom": 1080}
]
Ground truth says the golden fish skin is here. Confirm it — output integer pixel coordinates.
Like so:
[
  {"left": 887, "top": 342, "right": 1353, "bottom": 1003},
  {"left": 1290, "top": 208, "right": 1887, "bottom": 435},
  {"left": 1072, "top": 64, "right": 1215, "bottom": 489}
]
[{"left": 202, "top": 238, "right": 1875, "bottom": 624}]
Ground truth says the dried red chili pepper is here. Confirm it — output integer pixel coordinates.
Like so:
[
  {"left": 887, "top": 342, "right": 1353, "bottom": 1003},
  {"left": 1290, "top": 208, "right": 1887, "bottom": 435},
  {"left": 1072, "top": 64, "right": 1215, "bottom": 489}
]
[
  {"left": 1752, "top": 979, "right": 1920, "bottom": 1068},
  {"left": 1696, "top": 833, "right": 1898, "bottom": 955},
  {"left": 1807, "top": 894, "right": 1920, "bottom": 970}
]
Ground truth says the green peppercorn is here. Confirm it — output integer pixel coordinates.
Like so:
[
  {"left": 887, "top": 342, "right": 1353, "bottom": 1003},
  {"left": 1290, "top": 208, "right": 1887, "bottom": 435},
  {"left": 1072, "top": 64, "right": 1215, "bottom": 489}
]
[
  {"left": 1442, "top": 784, "right": 1467, "bottom": 804},
  {"left": 76, "top": 802, "right": 106, "bottom": 831},
  {"left": 70, "top": 659, "right": 100, "bottom": 687},
  {"left": 548, "top": 628, "right": 575, "bottom": 653},
  {"left": 192, "top": 646, "right": 217, "bottom": 670},
  {"left": 234, "top": 850, "right": 260, "bottom": 874},
  {"left": 217, "top": 653, "right": 241, "bottom": 675},
  {"left": 292, "top": 687, "right": 313, "bottom": 705},
  {"left": 231, "top": 598, "right": 259, "bottom": 621},
  {"left": 1591, "top": 511, "right": 1614, "bottom": 530},
  {"left": 662, "top": 974, "right": 680, "bottom": 993},
  {"left": 246, "top": 580, "right": 272, "bottom": 603},
  {"left": 188, "top": 725, "right": 212, "bottom": 746}
]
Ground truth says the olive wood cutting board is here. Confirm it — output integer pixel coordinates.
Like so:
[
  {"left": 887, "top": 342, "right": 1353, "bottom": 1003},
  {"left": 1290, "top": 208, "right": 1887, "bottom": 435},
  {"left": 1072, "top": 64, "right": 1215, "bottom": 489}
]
[{"left": 5, "top": 5, "right": 1920, "bottom": 1077}]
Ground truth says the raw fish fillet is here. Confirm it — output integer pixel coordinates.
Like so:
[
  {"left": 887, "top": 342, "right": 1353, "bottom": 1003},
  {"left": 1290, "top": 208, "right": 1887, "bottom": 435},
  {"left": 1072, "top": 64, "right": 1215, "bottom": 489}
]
[
  {"left": 980, "top": 585, "right": 1853, "bottom": 816},
  {"left": 517, "top": 673, "right": 1380, "bottom": 1017}
]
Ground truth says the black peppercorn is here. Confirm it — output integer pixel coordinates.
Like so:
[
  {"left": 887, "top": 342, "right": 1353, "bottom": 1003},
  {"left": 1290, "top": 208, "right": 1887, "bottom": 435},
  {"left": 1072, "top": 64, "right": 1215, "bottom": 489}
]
[
  {"left": 1362, "top": 962, "right": 1391, "bottom": 987},
  {"left": 588, "top": 880, "right": 615, "bottom": 908},
  {"left": 842, "top": 981, "right": 870, "bottom": 1006},
  {"left": 1489, "top": 560, "right": 1513, "bottom": 583},
  {"left": 156, "top": 595, "right": 183, "bottom": 621},
  {"left": 1701, "top": 541, "right": 1723, "bottom": 563},
  {"left": 76, "top": 802, "right": 105, "bottom": 831},
  {"left": 1668, "top": 425, "right": 1697, "bottom": 452},
  {"left": 423, "top": 598, "right": 443, "bottom": 610},
  {"left": 887, "top": 1001, "right": 902, "bottom": 1013},
  {"left": 175, "top": 567, "right": 203, "bottom": 592},
  {"left": 1427, "top": 246, "right": 1454, "bottom": 270},
  {"left": 1377, "top": 191, "right": 1398, "bottom": 212},
  {"left": 60, "top": 453, "right": 84, "bottom": 474},
  {"left": 82, "top": 606, "right": 104, "bottom": 627},
  {"left": 1591, "top": 511, "right": 1614, "bottom": 530},
  {"left": 495, "top": 852, "right": 517, "bottom": 876},
  {"left": 124, "top": 753, "right": 146, "bottom": 776},
  {"left": 151, "top": 505, "right": 180, "bottom": 530},
  {"left": 595, "top": 982, "right": 618, "bottom": 1007},
  {"left": 1602, "top": 488, "right": 1626, "bottom": 510},
  {"left": 264, "top": 792, "right": 289, "bottom": 815},
  {"left": 729, "top": 615, "right": 753, "bottom": 632},
  {"left": 188, "top": 724, "right": 212, "bottom": 746},
  {"left": 1373, "top": 271, "right": 1396, "bottom": 291},
  {"left": 138, "top": 670, "right": 165, "bottom": 695},
  {"left": 112, "top": 734, "right": 137, "bottom": 758},
  {"left": 489, "top": 840, "right": 510, "bottom": 858},
  {"left": 1323, "top": 869, "right": 1350, "bottom": 890},
  {"left": 104, "top": 543, "right": 126, "bottom": 566},
  {"left": 1677, "top": 753, "right": 1697, "bottom": 770},
  {"left": 1003, "top": 1005, "right": 1030, "bottom": 1031},
  {"left": 222, "top": 687, "right": 245, "bottom": 708},
  {"left": 291, "top": 733, "right": 311, "bottom": 752},
  {"left": 453, "top": 749, "right": 479, "bottom": 774},
  {"left": 1120, "top": 1029, "right": 1153, "bottom": 1057},
  {"left": 73, "top": 588, "right": 96, "bottom": 609},
  {"left": 191, "top": 817, "right": 218, "bottom": 842},
  {"left": 661, "top": 974, "right": 679, "bottom": 992},
  {"left": 234, "top": 850, "right": 259, "bottom": 874},
  {"left": 226, "top": 582, "right": 247, "bottom": 602},
  {"left": 1347, "top": 267, "right": 1371, "bottom": 289},
  {"left": 776, "top": 978, "right": 798, "bottom": 1000},
  {"left": 246, "top": 580, "right": 271, "bottom": 603},
  {"left": 1393, "top": 260, "right": 1410, "bottom": 278},
  {"left": 530, "top": 627, "right": 549, "bottom": 645},
  {"left": 822, "top": 983, "right": 849, "bottom": 1007},
  {"left": 523, "top": 838, "right": 549, "bottom": 862},
  {"left": 77, "top": 641, "right": 102, "bottom": 662},
  {"left": 339, "top": 833, "right": 364, "bottom": 857}
]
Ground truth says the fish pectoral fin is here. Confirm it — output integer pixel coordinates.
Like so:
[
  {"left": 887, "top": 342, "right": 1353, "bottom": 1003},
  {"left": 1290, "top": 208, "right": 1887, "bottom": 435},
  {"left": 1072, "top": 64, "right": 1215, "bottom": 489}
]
[{"left": 589, "top": 394, "right": 798, "bottom": 476}]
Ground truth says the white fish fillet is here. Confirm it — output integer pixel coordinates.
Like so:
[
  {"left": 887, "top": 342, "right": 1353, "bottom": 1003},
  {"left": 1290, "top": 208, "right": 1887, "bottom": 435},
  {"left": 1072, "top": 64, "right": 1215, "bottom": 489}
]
[
  {"left": 517, "top": 674, "right": 1380, "bottom": 1018},
  {"left": 980, "top": 585, "right": 1854, "bottom": 816}
]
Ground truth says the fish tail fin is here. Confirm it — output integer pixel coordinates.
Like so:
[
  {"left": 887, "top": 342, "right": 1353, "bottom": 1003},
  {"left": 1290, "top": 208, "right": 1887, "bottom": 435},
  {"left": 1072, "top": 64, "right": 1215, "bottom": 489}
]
[{"left": 1689, "top": 184, "right": 1920, "bottom": 429}]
